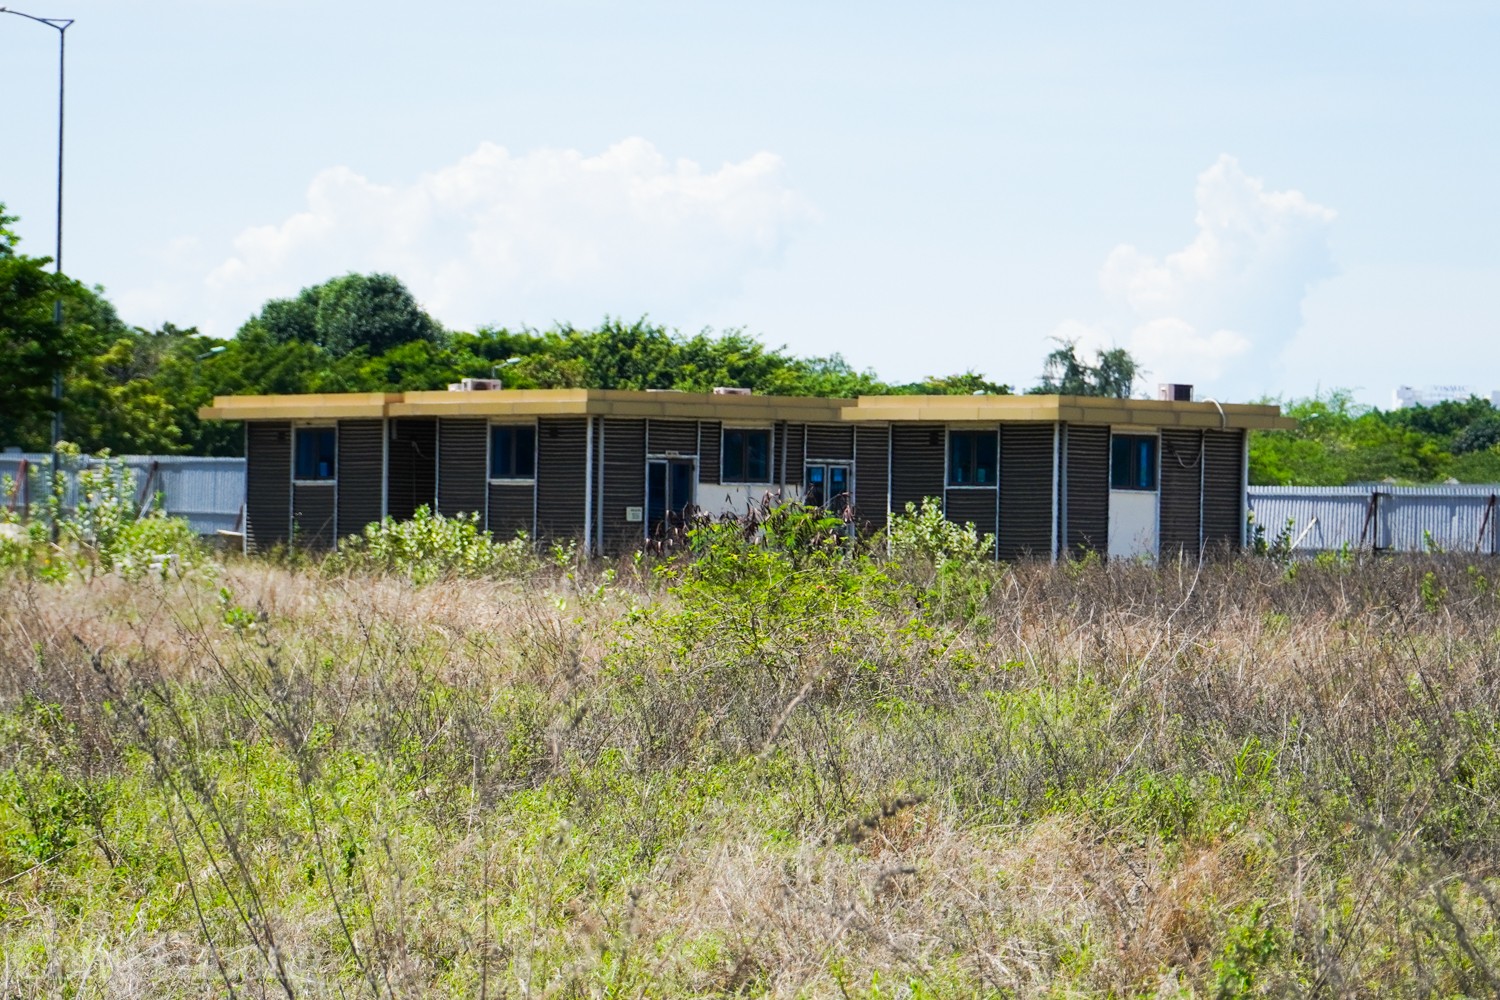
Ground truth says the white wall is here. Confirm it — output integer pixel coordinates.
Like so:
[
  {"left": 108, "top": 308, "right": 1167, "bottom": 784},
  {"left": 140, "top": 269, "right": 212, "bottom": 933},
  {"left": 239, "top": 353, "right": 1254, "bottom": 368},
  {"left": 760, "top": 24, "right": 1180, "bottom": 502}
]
[
  {"left": 1108, "top": 489, "right": 1157, "bottom": 561},
  {"left": 695, "top": 482, "right": 799, "bottom": 518}
]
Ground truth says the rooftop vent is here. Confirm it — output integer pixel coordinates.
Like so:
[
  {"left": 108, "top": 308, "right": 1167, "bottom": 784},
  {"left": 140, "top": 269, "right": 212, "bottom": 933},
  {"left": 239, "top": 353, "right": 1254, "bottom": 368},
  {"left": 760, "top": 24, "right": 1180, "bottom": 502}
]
[
  {"left": 448, "top": 377, "right": 504, "bottom": 392},
  {"left": 712, "top": 386, "right": 752, "bottom": 396},
  {"left": 1157, "top": 382, "right": 1194, "bottom": 402}
]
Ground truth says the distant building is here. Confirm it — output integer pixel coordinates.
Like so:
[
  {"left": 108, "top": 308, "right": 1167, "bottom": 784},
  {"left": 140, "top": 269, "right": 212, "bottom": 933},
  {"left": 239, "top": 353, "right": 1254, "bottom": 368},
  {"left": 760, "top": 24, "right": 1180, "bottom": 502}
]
[
  {"left": 1393, "top": 385, "right": 1500, "bottom": 409},
  {"left": 201, "top": 389, "right": 1292, "bottom": 562}
]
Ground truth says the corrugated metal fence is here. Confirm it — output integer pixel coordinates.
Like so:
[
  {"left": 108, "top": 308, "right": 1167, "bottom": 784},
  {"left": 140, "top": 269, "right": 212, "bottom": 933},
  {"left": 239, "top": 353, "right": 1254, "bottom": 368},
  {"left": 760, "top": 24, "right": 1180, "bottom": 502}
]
[
  {"left": 1248, "top": 485, "right": 1500, "bottom": 555},
  {"left": 0, "top": 454, "right": 246, "bottom": 536}
]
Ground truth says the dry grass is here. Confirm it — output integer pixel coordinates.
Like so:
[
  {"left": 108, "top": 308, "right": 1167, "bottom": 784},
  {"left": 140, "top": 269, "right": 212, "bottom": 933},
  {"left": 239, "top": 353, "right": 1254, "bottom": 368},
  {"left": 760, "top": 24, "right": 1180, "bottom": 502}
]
[{"left": 2, "top": 547, "right": 1499, "bottom": 997}]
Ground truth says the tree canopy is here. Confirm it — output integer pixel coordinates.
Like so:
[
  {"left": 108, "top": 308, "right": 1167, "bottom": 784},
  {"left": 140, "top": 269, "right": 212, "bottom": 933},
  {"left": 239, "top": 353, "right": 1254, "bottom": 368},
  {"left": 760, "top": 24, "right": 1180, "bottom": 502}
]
[
  {"left": 13, "top": 196, "right": 1500, "bottom": 486},
  {"left": 248, "top": 273, "right": 448, "bottom": 356},
  {"left": 0, "top": 204, "right": 135, "bottom": 450},
  {"left": 1031, "top": 338, "right": 1141, "bottom": 398},
  {"left": 1247, "top": 391, "right": 1500, "bottom": 486}
]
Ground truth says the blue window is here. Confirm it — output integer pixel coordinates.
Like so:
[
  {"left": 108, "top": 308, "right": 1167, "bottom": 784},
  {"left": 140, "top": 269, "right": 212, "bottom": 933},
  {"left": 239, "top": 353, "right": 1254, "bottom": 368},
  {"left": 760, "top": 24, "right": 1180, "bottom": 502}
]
[
  {"left": 490, "top": 425, "right": 536, "bottom": 479},
  {"left": 948, "top": 430, "right": 997, "bottom": 486},
  {"left": 1110, "top": 434, "right": 1157, "bottom": 490},
  {"left": 294, "top": 427, "right": 336, "bottom": 481},
  {"left": 722, "top": 428, "right": 771, "bottom": 483}
]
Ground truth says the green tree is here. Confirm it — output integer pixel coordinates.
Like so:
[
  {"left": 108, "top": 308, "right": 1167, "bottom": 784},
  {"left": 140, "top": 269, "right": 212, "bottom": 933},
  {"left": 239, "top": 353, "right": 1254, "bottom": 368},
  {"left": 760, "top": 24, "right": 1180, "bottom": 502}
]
[
  {"left": 894, "top": 370, "right": 1013, "bottom": 396},
  {"left": 1451, "top": 414, "right": 1500, "bottom": 455},
  {"left": 1032, "top": 338, "right": 1140, "bottom": 397},
  {"left": 0, "top": 204, "right": 129, "bottom": 450},
  {"left": 1249, "top": 391, "right": 1466, "bottom": 486},
  {"left": 766, "top": 354, "right": 887, "bottom": 398},
  {"left": 1384, "top": 396, "right": 1495, "bottom": 440},
  {"left": 247, "top": 273, "right": 447, "bottom": 356}
]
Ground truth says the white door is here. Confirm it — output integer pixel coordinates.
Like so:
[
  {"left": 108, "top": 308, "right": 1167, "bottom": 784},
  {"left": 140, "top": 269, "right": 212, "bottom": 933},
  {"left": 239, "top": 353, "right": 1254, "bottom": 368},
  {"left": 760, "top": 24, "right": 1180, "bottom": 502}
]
[
  {"left": 1108, "top": 489, "right": 1157, "bottom": 560},
  {"left": 1107, "top": 433, "right": 1159, "bottom": 560}
]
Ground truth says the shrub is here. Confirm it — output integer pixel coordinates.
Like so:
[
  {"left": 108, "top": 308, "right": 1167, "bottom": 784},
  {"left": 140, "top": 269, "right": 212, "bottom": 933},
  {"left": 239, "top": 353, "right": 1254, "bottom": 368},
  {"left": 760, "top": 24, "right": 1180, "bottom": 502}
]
[
  {"left": 327, "top": 504, "right": 541, "bottom": 583},
  {"left": 884, "top": 497, "right": 1000, "bottom": 621},
  {"left": 886, "top": 497, "right": 995, "bottom": 566},
  {"left": 0, "top": 453, "right": 203, "bottom": 581}
]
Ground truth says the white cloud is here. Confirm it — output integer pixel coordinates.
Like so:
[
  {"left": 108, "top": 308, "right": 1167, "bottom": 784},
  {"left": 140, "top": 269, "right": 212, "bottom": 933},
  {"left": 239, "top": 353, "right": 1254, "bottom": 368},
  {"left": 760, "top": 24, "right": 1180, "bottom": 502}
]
[
  {"left": 159, "top": 139, "right": 813, "bottom": 336},
  {"left": 1053, "top": 155, "right": 1336, "bottom": 397}
]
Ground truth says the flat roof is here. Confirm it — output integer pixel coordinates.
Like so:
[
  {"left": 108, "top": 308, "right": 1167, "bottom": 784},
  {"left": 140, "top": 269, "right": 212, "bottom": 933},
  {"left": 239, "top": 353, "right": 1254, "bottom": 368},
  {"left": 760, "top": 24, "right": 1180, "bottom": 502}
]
[
  {"left": 200, "top": 389, "right": 1295, "bottom": 430},
  {"left": 846, "top": 394, "right": 1295, "bottom": 430}
]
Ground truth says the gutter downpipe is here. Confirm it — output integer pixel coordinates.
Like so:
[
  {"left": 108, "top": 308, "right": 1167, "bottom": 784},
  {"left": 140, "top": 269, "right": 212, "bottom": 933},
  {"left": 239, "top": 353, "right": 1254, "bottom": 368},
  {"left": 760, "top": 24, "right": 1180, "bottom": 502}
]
[
  {"left": 1050, "top": 422, "right": 1061, "bottom": 562},
  {"left": 583, "top": 417, "right": 594, "bottom": 557}
]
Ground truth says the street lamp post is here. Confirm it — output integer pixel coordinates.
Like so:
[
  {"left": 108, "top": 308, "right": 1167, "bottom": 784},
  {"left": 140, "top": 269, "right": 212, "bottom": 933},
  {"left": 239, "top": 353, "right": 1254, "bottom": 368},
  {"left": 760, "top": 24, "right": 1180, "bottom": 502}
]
[{"left": 1, "top": 7, "right": 73, "bottom": 524}]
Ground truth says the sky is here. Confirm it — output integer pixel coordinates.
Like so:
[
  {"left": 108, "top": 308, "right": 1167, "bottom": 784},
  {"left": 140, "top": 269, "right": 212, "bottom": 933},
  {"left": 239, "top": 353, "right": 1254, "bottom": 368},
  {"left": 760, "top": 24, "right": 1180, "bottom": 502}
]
[{"left": 2, "top": 0, "right": 1497, "bottom": 406}]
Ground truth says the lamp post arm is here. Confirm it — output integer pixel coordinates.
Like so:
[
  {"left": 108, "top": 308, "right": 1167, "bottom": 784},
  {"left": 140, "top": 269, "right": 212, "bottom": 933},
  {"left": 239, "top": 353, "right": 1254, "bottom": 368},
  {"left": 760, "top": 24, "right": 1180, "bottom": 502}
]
[{"left": 0, "top": 8, "right": 72, "bottom": 275}]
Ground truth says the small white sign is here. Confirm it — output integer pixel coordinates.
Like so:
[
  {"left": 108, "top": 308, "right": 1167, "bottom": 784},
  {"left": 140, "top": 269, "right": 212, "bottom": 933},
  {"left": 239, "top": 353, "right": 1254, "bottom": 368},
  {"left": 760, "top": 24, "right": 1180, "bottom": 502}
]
[{"left": 625, "top": 506, "right": 643, "bottom": 522}]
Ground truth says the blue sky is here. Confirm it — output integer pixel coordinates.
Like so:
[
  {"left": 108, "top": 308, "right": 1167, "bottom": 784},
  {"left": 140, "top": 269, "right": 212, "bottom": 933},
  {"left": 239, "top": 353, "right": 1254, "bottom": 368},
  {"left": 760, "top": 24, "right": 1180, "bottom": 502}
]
[{"left": 2, "top": 0, "right": 1496, "bottom": 405}]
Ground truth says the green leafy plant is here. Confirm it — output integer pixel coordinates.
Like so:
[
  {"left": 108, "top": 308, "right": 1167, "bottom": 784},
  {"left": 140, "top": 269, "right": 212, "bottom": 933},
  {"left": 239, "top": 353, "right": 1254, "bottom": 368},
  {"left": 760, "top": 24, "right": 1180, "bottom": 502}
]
[
  {"left": 1247, "top": 511, "right": 1295, "bottom": 563},
  {"left": 886, "top": 497, "right": 994, "bottom": 566},
  {"left": 1212, "top": 902, "right": 1280, "bottom": 998},
  {"left": 326, "top": 504, "right": 541, "bottom": 583},
  {"left": 0, "top": 452, "right": 203, "bottom": 581},
  {"left": 1420, "top": 569, "right": 1448, "bottom": 612},
  {"left": 885, "top": 498, "right": 1000, "bottom": 622}
]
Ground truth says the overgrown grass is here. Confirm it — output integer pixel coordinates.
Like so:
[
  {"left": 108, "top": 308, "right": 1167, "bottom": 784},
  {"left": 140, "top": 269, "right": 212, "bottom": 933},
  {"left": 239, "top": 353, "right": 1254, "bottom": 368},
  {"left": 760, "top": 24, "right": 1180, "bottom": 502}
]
[{"left": 3, "top": 513, "right": 1500, "bottom": 996}]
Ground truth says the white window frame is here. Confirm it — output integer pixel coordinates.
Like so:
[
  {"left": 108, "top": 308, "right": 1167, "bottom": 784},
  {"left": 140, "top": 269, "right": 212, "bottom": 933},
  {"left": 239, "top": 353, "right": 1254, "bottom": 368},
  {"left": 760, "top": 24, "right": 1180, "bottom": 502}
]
[
  {"left": 488, "top": 420, "right": 538, "bottom": 484},
  {"left": 720, "top": 423, "right": 776, "bottom": 485},
  {"left": 291, "top": 421, "right": 337, "bottom": 486},
  {"left": 946, "top": 427, "right": 999, "bottom": 488}
]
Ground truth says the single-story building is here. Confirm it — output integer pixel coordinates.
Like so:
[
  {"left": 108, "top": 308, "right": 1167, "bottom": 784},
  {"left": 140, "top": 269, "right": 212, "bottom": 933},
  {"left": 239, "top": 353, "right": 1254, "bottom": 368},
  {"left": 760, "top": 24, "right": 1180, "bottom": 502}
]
[{"left": 198, "top": 388, "right": 1293, "bottom": 561}]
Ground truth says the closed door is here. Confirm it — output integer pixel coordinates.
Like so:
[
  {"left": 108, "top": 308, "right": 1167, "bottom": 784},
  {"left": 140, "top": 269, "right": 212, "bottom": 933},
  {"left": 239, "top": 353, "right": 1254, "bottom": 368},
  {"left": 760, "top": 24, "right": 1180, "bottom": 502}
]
[{"left": 647, "top": 459, "right": 696, "bottom": 535}]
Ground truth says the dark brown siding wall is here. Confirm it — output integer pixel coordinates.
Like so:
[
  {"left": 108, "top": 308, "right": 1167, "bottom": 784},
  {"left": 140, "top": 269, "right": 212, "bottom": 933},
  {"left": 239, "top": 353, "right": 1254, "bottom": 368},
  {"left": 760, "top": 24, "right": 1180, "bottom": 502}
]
[
  {"left": 999, "top": 423, "right": 1054, "bottom": 560},
  {"left": 890, "top": 424, "right": 945, "bottom": 515},
  {"left": 293, "top": 484, "right": 335, "bottom": 550},
  {"left": 854, "top": 425, "right": 890, "bottom": 531},
  {"left": 437, "top": 419, "right": 488, "bottom": 519},
  {"left": 387, "top": 420, "right": 436, "bottom": 521},
  {"left": 781, "top": 424, "right": 804, "bottom": 489},
  {"left": 699, "top": 421, "right": 721, "bottom": 485},
  {"left": 245, "top": 422, "right": 291, "bottom": 552},
  {"left": 647, "top": 419, "right": 697, "bottom": 455},
  {"left": 488, "top": 484, "right": 533, "bottom": 540},
  {"left": 601, "top": 418, "right": 646, "bottom": 553},
  {"left": 806, "top": 424, "right": 854, "bottom": 460},
  {"left": 1064, "top": 425, "right": 1109, "bottom": 556},
  {"left": 1202, "top": 429, "right": 1245, "bottom": 552},
  {"left": 1159, "top": 429, "right": 1203, "bottom": 558},
  {"left": 337, "top": 420, "right": 384, "bottom": 539},
  {"left": 946, "top": 489, "right": 998, "bottom": 549},
  {"left": 537, "top": 417, "right": 588, "bottom": 541}
]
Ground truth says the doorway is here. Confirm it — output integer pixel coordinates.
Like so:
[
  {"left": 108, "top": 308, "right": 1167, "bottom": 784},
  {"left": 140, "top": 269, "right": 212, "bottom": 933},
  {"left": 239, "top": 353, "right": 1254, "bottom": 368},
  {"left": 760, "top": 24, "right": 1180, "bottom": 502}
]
[
  {"left": 804, "top": 463, "right": 851, "bottom": 514},
  {"left": 647, "top": 459, "right": 696, "bottom": 536}
]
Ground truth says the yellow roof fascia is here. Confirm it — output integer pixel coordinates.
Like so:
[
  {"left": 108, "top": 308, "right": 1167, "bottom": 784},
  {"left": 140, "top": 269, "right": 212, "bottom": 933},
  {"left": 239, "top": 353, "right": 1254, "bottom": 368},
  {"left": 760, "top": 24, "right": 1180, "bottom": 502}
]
[
  {"left": 201, "top": 388, "right": 856, "bottom": 423},
  {"left": 198, "top": 389, "right": 1293, "bottom": 430},
  {"left": 389, "top": 389, "right": 850, "bottom": 422},
  {"left": 390, "top": 389, "right": 594, "bottom": 417},
  {"left": 848, "top": 394, "right": 1292, "bottom": 430},
  {"left": 845, "top": 395, "right": 1064, "bottom": 423},
  {"left": 197, "top": 393, "right": 398, "bottom": 421},
  {"left": 585, "top": 389, "right": 851, "bottom": 422}
]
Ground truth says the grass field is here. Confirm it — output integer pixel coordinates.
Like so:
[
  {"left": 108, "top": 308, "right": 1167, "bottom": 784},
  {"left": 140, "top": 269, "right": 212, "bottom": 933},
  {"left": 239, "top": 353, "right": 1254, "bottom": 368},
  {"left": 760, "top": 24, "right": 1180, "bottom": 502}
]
[{"left": 3, "top": 509, "right": 1500, "bottom": 997}]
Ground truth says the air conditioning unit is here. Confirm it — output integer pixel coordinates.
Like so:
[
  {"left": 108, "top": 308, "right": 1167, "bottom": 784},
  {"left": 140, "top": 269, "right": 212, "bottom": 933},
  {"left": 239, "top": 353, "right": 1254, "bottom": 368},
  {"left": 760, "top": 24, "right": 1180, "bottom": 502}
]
[
  {"left": 447, "top": 377, "right": 504, "bottom": 392},
  {"left": 712, "top": 386, "right": 752, "bottom": 396},
  {"left": 1157, "top": 383, "right": 1194, "bottom": 402}
]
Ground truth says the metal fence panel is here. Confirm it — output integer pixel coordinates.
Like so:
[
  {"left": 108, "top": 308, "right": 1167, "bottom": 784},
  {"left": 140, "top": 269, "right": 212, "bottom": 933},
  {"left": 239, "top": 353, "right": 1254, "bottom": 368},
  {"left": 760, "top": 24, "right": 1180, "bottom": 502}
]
[
  {"left": 1249, "top": 485, "right": 1500, "bottom": 554},
  {"left": 0, "top": 454, "right": 246, "bottom": 536}
]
